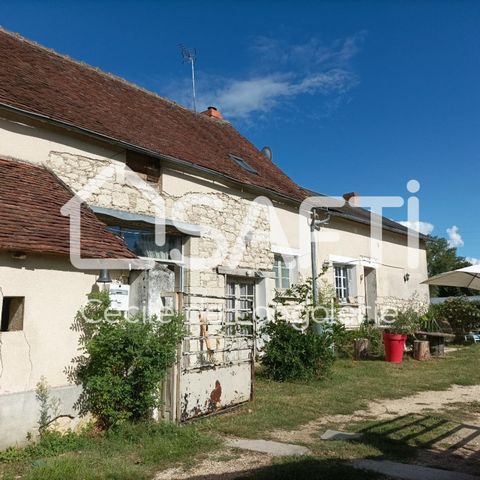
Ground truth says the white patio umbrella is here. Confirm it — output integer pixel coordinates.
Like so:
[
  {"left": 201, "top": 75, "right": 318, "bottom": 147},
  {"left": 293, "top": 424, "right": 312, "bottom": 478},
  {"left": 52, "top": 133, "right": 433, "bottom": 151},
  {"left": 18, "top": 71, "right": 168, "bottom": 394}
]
[{"left": 422, "top": 264, "right": 480, "bottom": 291}]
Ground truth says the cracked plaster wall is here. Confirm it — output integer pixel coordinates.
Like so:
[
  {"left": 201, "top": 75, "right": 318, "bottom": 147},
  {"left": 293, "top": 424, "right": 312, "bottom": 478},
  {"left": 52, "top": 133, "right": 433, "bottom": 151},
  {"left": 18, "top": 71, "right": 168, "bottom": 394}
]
[{"left": 0, "top": 252, "right": 99, "bottom": 394}]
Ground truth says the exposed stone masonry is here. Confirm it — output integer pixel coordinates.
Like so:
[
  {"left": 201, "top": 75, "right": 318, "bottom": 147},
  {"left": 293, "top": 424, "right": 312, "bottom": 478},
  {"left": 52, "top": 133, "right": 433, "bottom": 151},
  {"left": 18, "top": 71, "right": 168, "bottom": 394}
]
[{"left": 46, "top": 151, "right": 274, "bottom": 297}]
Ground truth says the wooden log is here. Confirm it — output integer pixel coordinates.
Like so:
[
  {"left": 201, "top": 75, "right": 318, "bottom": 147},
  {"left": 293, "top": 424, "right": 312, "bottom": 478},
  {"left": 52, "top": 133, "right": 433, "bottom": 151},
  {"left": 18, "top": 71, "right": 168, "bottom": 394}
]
[
  {"left": 413, "top": 340, "right": 431, "bottom": 361},
  {"left": 354, "top": 338, "right": 369, "bottom": 360}
]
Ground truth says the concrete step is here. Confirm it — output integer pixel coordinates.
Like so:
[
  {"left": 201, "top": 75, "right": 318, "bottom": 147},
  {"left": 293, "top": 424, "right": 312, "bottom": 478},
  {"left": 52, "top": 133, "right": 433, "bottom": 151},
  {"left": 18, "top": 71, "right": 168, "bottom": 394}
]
[{"left": 225, "top": 438, "right": 311, "bottom": 457}]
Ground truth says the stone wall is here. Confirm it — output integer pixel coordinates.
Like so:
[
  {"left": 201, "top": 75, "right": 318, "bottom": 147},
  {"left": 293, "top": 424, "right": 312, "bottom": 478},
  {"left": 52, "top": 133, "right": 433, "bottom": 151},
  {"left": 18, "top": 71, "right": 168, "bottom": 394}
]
[
  {"left": 337, "top": 292, "right": 430, "bottom": 328},
  {"left": 46, "top": 151, "right": 274, "bottom": 295}
]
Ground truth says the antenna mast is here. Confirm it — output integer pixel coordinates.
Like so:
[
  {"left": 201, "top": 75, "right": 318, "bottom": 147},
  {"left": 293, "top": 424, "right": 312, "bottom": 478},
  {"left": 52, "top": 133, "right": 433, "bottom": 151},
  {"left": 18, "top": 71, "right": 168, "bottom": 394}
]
[{"left": 180, "top": 45, "right": 197, "bottom": 112}]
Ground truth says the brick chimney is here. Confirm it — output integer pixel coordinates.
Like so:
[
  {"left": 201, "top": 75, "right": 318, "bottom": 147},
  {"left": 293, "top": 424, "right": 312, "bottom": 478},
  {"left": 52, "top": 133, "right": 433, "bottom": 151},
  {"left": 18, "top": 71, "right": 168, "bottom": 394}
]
[
  {"left": 343, "top": 192, "right": 360, "bottom": 207},
  {"left": 201, "top": 106, "right": 223, "bottom": 119}
]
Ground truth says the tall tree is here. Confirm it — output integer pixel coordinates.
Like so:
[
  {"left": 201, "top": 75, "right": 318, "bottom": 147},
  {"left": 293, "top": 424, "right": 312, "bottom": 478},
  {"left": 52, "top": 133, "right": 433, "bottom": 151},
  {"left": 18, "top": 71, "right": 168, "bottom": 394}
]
[{"left": 426, "top": 236, "right": 472, "bottom": 297}]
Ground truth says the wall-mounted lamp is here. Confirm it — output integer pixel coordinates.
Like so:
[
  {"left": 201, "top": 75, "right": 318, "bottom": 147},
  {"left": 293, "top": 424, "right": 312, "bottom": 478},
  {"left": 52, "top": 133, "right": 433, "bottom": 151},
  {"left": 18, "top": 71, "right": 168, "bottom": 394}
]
[
  {"left": 97, "top": 269, "right": 112, "bottom": 284},
  {"left": 403, "top": 273, "right": 410, "bottom": 282}
]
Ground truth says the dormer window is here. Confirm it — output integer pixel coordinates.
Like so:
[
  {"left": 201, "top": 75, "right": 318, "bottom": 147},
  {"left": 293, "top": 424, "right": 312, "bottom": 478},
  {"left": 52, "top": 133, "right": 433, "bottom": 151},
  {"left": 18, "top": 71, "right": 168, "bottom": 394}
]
[{"left": 229, "top": 154, "right": 258, "bottom": 175}]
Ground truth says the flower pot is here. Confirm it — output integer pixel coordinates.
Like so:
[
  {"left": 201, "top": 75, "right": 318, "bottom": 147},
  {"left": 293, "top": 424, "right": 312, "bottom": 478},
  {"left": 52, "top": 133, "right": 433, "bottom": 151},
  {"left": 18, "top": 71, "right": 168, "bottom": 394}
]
[{"left": 383, "top": 332, "right": 407, "bottom": 363}]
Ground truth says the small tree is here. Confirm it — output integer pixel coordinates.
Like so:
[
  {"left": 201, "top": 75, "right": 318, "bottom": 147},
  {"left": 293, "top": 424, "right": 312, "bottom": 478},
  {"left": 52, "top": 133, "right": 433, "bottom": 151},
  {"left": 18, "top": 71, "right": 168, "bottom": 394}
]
[
  {"left": 431, "top": 297, "right": 480, "bottom": 337},
  {"left": 261, "top": 317, "right": 335, "bottom": 382},
  {"left": 426, "top": 236, "right": 472, "bottom": 297},
  {"left": 261, "top": 275, "right": 337, "bottom": 382},
  {"left": 35, "top": 376, "right": 61, "bottom": 433},
  {"left": 68, "top": 291, "right": 184, "bottom": 429}
]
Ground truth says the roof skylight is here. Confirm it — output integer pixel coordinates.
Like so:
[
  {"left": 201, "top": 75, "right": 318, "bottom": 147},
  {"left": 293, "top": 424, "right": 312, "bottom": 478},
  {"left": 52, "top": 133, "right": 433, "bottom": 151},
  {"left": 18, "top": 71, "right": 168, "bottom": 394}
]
[{"left": 229, "top": 154, "right": 258, "bottom": 175}]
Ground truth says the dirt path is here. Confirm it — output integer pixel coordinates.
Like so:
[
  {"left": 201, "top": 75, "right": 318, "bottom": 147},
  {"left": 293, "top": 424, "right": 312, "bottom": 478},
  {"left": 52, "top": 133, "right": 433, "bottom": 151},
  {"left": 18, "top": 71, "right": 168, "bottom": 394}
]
[
  {"left": 155, "top": 384, "right": 480, "bottom": 480},
  {"left": 271, "top": 384, "right": 480, "bottom": 444},
  {"left": 155, "top": 449, "right": 272, "bottom": 480}
]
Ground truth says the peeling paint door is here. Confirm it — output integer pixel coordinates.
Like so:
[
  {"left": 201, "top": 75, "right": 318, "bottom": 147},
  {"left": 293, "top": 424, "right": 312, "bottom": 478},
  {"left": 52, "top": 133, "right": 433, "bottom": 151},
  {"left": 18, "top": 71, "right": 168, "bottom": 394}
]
[
  {"left": 129, "top": 263, "right": 182, "bottom": 421},
  {"left": 178, "top": 280, "right": 255, "bottom": 421}
]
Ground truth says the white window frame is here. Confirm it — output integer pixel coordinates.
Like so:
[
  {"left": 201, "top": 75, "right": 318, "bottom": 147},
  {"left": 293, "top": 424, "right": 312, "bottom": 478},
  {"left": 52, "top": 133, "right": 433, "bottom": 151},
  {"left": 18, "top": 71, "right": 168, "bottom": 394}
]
[
  {"left": 334, "top": 264, "right": 353, "bottom": 302},
  {"left": 225, "top": 278, "right": 255, "bottom": 336},
  {"left": 273, "top": 254, "right": 297, "bottom": 290}
]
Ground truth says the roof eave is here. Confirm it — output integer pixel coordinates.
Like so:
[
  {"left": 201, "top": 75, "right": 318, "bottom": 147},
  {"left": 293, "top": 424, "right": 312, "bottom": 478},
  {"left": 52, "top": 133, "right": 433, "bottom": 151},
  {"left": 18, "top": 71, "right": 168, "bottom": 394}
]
[{"left": 0, "top": 102, "right": 303, "bottom": 207}]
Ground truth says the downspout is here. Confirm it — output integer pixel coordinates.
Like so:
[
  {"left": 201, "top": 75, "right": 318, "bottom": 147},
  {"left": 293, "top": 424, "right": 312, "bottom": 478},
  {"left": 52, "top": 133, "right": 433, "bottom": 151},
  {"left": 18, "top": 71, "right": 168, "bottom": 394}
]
[{"left": 310, "top": 208, "right": 330, "bottom": 307}]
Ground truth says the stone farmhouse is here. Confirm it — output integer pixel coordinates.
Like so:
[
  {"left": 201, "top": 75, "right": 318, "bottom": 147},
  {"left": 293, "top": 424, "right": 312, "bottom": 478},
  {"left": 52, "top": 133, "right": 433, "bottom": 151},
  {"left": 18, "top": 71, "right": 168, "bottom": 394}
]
[{"left": 0, "top": 30, "right": 429, "bottom": 447}]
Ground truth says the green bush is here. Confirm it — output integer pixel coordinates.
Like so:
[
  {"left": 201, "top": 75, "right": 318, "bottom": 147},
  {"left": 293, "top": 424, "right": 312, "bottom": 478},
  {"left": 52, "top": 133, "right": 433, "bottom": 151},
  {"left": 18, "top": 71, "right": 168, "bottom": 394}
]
[
  {"left": 330, "top": 321, "right": 384, "bottom": 359},
  {"left": 261, "top": 319, "right": 335, "bottom": 382},
  {"left": 431, "top": 297, "right": 480, "bottom": 336},
  {"left": 330, "top": 321, "right": 356, "bottom": 358},
  {"left": 383, "top": 305, "right": 422, "bottom": 336},
  {"left": 69, "top": 291, "right": 184, "bottom": 429},
  {"left": 357, "top": 321, "right": 384, "bottom": 357}
]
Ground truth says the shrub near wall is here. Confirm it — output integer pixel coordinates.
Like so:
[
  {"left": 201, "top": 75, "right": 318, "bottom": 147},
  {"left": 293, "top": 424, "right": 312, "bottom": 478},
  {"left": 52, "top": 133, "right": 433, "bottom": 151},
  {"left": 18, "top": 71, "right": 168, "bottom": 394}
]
[
  {"left": 261, "top": 318, "right": 335, "bottom": 382},
  {"left": 261, "top": 277, "right": 337, "bottom": 382},
  {"left": 432, "top": 297, "right": 480, "bottom": 338},
  {"left": 69, "top": 292, "right": 184, "bottom": 429}
]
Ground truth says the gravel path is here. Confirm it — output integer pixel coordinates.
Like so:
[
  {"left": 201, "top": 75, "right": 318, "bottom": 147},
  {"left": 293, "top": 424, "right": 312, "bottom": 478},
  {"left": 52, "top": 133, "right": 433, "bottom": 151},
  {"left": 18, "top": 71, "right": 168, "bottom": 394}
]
[{"left": 155, "top": 384, "right": 480, "bottom": 479}]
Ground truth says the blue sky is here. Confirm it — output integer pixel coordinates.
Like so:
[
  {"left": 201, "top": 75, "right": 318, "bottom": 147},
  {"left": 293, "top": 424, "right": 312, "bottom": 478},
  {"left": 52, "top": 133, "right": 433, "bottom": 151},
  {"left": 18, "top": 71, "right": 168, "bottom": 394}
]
[{"left": 2, "top": 0, "right": 479, "bottom": 260}]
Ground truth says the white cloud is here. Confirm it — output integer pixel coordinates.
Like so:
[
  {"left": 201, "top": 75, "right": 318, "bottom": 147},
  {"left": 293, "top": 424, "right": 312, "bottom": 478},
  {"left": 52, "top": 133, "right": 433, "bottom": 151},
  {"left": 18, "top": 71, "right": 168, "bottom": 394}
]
[
  {"left": 165, "top": 33, "right": 365, "bottom": 122},
  {"left": 250, "top": 31, "right": 367, "bottom": 70},
  {"left": 466, "top": 257, "right": 480, "bottom": 265},
  {"left": 213, "top": 70, "right": 354, "bottom": 120},
  {"left": 398, "top": 221, "right": 434, "bottom": 235},
  {"left": 446, "top": 225, "right": 464, "bottom": 248}
]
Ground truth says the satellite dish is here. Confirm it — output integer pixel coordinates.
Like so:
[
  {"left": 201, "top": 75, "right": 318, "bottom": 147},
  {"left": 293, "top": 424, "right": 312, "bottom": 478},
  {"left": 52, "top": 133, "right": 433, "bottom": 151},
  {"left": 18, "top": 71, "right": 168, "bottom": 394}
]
[{"left": 261, "top": 146, "right": 272, "bottom": 161}]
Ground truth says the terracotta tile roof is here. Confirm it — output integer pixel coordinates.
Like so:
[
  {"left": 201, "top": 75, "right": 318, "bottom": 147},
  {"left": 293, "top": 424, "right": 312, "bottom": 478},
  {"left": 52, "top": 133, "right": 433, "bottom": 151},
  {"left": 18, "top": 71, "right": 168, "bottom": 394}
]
[
  {"left": 0, "top": 158, "right": 136, "bottom": 258},
  {"left": 0, "top": 29, "right": 306, "bottom": 203}
]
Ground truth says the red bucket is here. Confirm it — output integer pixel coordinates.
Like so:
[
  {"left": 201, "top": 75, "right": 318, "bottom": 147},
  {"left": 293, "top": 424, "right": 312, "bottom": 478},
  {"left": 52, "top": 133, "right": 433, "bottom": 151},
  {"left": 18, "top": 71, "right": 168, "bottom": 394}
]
[{"left": 383, "top": 333, "right": 407, "bottom": 363}]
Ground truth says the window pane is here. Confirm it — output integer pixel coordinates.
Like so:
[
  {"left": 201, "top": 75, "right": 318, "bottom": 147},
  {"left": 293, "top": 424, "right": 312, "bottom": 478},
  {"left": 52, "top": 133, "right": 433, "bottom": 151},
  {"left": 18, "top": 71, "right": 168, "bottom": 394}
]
[
  {"left": 334, "top": 265, "right": 350, "bottom": 300},
  {"left": 274, "top": 254, "right": 294, "bottom": 289},
  {"left": 108, "top": 227, "right": 181, "bottom": 260},
  {"left": 226, "top": 283, "right": 236, "bottom": 331},
  {"left": 225, "top": 280, "right": 254, "bottom": 335}
]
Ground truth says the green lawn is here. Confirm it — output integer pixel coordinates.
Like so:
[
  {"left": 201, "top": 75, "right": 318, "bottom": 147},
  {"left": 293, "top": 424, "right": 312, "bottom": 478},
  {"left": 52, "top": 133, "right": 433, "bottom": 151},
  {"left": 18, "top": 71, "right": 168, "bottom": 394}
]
[
  {"left": 0, "top": 423, "right": 219, "bottom": 480},
  {"left": 302, "top": 401, "right": 480, "bottom": 476},
  {"left": 201, "top": 345, "right": 480, "bottom": 438},
  {"left": 1, "top": 346, "right": 479, "bottom": 480}
]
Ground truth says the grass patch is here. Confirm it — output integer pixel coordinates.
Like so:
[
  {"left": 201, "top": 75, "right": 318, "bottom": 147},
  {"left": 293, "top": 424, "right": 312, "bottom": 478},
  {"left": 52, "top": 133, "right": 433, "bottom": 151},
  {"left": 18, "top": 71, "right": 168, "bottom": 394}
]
[
  {"left": 305, "top": 411, "right": 480, "bottom": 475},
  {"left": 2, "top": 346, "right": 479, "bottom": 479},
  {"left": 334, "top": 408, "right": 480, "bottom": 474},
  {"left": 200, "top": 345, "right": 480, "bottom": 438},
  {"left": 0, "top": 422, "right": 219, "bottom": 480},
  {"left": 351, "top": 414, "right": 457, "bottom": 456}
]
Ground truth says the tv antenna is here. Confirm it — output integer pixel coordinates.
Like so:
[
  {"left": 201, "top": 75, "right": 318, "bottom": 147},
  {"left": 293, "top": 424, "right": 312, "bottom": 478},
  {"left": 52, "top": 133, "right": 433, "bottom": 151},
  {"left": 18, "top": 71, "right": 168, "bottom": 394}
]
[{"left": 179, "top": 44, "right": 197, "bottom": 112}]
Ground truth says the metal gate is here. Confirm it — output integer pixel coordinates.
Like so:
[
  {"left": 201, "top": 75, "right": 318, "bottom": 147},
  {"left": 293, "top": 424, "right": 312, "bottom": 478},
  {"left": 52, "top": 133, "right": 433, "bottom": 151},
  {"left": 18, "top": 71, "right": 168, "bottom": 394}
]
[{"left": 175, "top": 285, "right": 256, "bottom": 421}]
